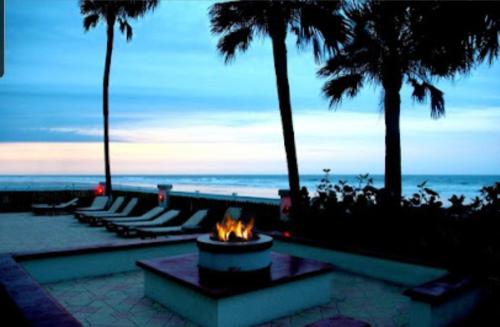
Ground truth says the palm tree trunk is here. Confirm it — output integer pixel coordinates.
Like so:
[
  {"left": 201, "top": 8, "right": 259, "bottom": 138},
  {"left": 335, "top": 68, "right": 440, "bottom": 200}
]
[
  {"left": 270, "top": 34, "right": 302, "bottom": 219},
  {"left": 383, "top": 81, "right": 402, "bottom": 204},
  {"left": 102, "top": 16, "right": 115, "bottom": 199}
]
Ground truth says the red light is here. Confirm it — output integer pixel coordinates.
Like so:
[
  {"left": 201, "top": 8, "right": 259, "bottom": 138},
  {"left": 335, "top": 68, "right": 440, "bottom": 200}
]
[
  {"left": 158, "top": 193, "right": 165, "bottom": 202},
  {"left": 283, "top": 231, "right": 292, "bottom": 238},
  {"left": 95, "top": 185, "right": 104, "bottom": 196}
]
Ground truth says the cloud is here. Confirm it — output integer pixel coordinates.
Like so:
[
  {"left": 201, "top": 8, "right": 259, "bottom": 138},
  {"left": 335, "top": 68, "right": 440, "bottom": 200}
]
[
  {"left": 41, "top": 106, "right": 500, "bottom": 144},
  {"left": 0, "top": 142, "right": 287, "bottom": 174},
  {"left": 11, "top": 106, "right": 495, "bottom": 174}
]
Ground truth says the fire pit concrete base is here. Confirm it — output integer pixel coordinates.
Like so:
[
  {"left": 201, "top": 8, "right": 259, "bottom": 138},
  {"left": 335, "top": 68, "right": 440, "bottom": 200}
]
[{"left": 137, "top": 252, "right": 333, "bottom": 327}]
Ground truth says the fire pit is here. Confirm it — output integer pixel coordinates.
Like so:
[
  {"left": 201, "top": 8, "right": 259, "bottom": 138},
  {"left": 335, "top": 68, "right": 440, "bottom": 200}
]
[
  {"left": 138, "top": 215, "right": 333, "bottom": 327},
  {"left": 197, "top": 216, "right": 273, "bottom": 273}
]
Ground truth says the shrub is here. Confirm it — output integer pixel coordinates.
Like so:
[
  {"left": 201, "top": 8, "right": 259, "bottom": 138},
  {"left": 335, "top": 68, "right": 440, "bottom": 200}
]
[{"left": 298, "top": 170, "right": 500, "bottom": 277}]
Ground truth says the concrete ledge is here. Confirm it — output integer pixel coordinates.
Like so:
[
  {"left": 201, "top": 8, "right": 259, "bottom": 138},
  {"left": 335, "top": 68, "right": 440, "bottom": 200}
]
[
  {"left": 268, "top": 231, "right": 445, "bottom": 271},
  {"left": 17, "top": 237, "right": 198, "bottom": 284},
  {"left": 404, "top": 274, "right": 476, "bottom": 304},
  {"left": 271, "top": 236, "right": 447, "bottom": 287},
  {"left": 13, "top": 234, "right": 199, "bottom": 260},
  {"left": 0, "top": 255, "right": 80, "bottom": 326},
  {"left": 404, "top": 274, "right": 485, "bottom": 327}
]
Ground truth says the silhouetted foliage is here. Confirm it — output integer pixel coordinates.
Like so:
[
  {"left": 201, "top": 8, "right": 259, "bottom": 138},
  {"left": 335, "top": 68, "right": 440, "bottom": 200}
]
[
  {"left": 80, "top": 0, "right": 159, "bottom": 199},
  {"left": 402, "top": 180, "right": 442, "bottom": 208},
  {"left": 209, "top": 0, "right": 346, "bottom": 220},
  {"left": 446, "top": 2, "right": 500, "bottom": 66},
  {"left": 298, "top": 169, "right": 500, "bottom": 278}
]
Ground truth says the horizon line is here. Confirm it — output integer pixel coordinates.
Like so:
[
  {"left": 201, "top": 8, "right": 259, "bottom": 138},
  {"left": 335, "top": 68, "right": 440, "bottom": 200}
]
[{"left": 0, "top": 173, "right": 498, "bottom": 177}]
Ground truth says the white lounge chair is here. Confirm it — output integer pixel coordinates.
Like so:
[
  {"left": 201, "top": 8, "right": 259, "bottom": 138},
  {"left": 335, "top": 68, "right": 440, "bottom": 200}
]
[
  {"left": 76, "top": 196, "right": 125, "bottom": 222},
  {"left": 87, "top": 198, "right": 138, "bottom": 226},
  {"left": 113, "top": 209, "right": 180, "bottom": 237},
  {"left": 74, "top": 196, "right": 109, "bottom": 213},
  {"left": 32, "top": 198, "right": 79, "bottom": 215},
  {"left": 104, "top": 206, "right": 166, "bottom": 231},
  {"left": 136, "top": 209, "right": 209, "bottom": 238}
]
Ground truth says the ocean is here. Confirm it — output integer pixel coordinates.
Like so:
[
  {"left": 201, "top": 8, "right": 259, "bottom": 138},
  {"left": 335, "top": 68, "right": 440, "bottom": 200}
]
[{"left": 0, "top": 175, "right": 497, "bottom": 203}]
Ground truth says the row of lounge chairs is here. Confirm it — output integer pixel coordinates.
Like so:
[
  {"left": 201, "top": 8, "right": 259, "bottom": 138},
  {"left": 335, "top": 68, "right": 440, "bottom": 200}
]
[{"left": 71, "top": 196, "right": 242, "bottom": 238}]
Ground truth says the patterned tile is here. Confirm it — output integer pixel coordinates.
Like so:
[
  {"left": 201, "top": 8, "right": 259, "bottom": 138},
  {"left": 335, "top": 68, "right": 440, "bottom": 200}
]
[
  {"left": 44, "top": 267, "right": 410, "bottom": 327},
  {"left": 2, "top": 213, "right": 410, "bottom": 326}
]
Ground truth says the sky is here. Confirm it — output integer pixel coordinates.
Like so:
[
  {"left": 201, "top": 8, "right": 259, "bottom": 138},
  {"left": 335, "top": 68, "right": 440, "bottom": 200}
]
[{"left": 0, "top": 0, "right": 499, "bottom": 175}]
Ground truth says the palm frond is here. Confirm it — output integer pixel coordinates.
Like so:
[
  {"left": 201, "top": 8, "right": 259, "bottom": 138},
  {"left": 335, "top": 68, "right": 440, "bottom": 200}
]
[
  {"left": 427, "top": 83, "right": 445, "bottom": 119},
  {"left": 80, "top": 0, "right": 100, "bottom": 15},
  {"left": 118, "top": 17, "right": 126, "bottom": 33},
  {"left": 118, "top": 18, "right": 133, "bottom": 41},
  {"left": 322, "top": 74, "right": 364, "bottom": 108},
  {"left": 292, "top": 0, "right": 346, "bottom": 62},
  {"left": 409, "top": 78, "right": 425, "bottom": 102},
  {"left": 83, "top": 13, "right": 100, "bottom": 31},
  {"left": 81, "top": 0, "right": 158, "bottom": 35},
  {"left": 210, "top": 2, "right": 236, "bottom": 34},
  {"left": 317, "top": 49, "right": 370, "bottom": 78},
  {"left": 121, "top": 0, "right": 159, "bottom": 19},
  {"left": 477, "top": 19, "right": 500, "bottom": 64},
  {"left": 409, "top": 78, "right": 445, "bottom": 119},
  {"left": 410, "top": 2, "right": 481, "bottom": 77},
  {"left": 217, "top": 27, "right": 253, "bottom": 63},
  {"left": 209, "top": 1, "right": 260, "bottom": 34}
]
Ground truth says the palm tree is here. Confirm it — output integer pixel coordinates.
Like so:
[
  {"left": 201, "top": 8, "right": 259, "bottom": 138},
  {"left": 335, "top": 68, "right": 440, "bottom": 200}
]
[
  {"left": 209, "top": 0, "right": 345, "bottom": 219},
  {"left": 80, "top": 0, "right": 159, "bottom": 199},
  {"left": 318, "top": 1, "right": 475, "bottom": 204}
]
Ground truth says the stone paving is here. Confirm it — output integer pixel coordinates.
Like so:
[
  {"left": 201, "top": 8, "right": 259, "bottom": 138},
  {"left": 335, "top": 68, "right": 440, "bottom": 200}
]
[
  {"left": 45, "top": 269, "right": 409, "bottom": 327},
  {"left": 0, "top": 212, "right": 145, "bottom": 253},
  {"left": 1, "top": 212, "right": 410, "bottom": 326}
]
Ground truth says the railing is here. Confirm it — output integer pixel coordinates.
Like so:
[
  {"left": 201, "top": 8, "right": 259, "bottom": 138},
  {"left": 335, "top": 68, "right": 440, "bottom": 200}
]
[
  {"left": 170, "top": 191, "right": 280, "bottom": 206},
  {"left": 112, "top": 185, "right": 280, "bottom": 205},
  {"left": 0, "top": 182, "right": 95, "bottom": 192},
  {"left": 0, "top": 182, "right": 281, "bottom": 206}
]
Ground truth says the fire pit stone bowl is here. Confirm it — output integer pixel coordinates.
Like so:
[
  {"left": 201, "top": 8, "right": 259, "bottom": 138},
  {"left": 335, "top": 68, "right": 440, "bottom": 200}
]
[{"left": 197, "top": 233, "right": 273, "bottom": 273}]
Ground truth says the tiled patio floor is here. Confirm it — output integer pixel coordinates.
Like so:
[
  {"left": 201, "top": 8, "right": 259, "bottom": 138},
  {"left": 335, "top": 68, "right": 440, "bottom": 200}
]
[
  {"left": 1, "top": 213, "right": 410, "bottom": 326},
  {"left": 0, "top": 212, "right": 148, "bottom": 253},
  {"left": 45, "top": 269, "right": 409, "bottom": 327}
]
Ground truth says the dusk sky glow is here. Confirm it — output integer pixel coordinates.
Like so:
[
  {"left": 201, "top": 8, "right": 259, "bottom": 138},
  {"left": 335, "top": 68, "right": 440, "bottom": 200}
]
[{"left": 1, "top": 0, "right": 499, "bottom": 175}]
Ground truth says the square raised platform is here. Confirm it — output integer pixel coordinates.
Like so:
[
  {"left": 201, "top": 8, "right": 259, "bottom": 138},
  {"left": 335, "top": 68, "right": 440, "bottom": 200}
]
[{"left": 137, "top": 252, "right": 333, "bottom": 327}]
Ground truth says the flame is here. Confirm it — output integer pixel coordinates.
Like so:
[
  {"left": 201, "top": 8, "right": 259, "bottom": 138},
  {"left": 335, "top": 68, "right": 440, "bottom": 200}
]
[{"left": 216, "top": 215, "right": 254, "bottom": 241}]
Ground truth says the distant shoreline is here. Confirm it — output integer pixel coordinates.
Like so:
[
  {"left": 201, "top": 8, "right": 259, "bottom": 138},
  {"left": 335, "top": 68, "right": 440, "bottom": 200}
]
[
  {"left": 0, "top": 175, "right": 497, "bottom": 203},
  {"left": 0, "top": 174, "right": 498, "bottom": 177}
]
